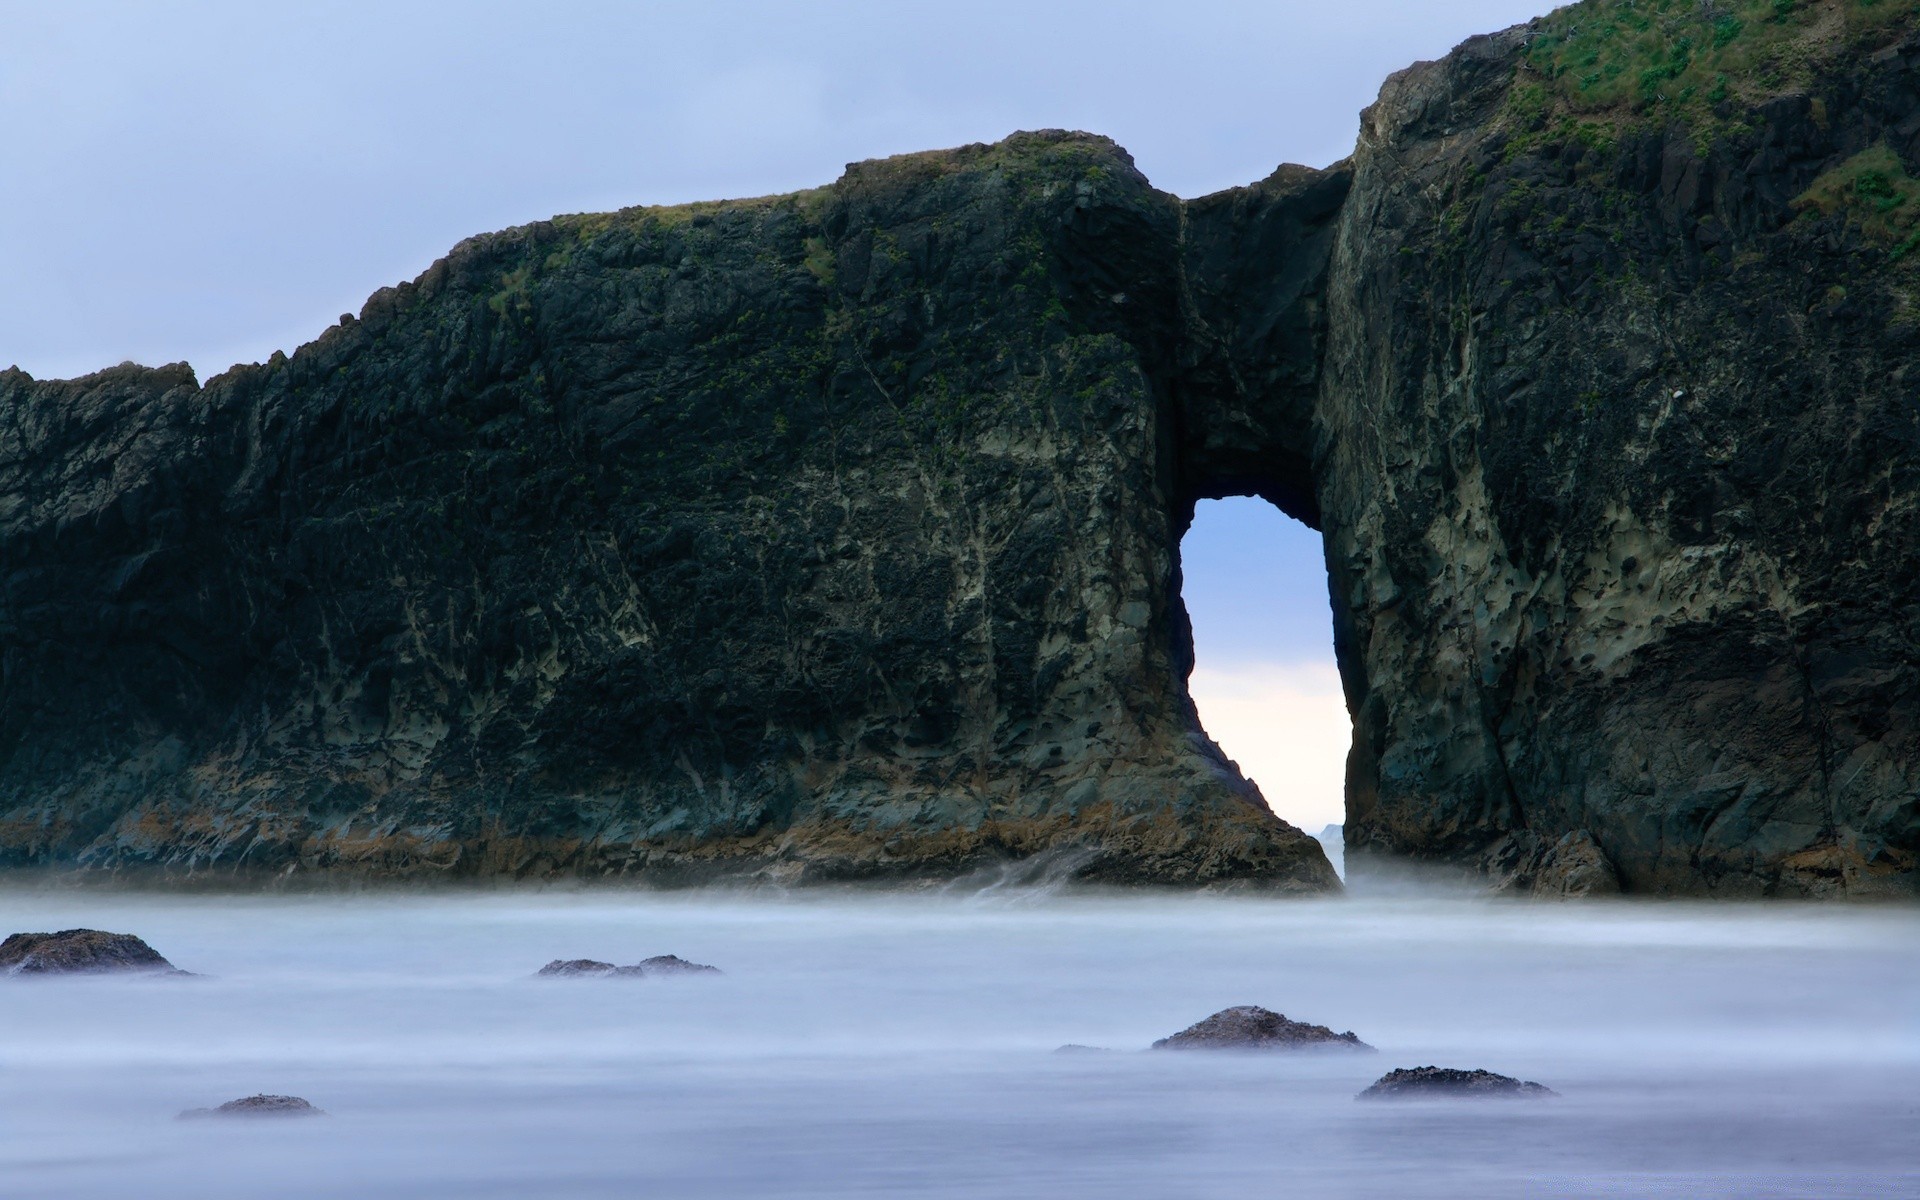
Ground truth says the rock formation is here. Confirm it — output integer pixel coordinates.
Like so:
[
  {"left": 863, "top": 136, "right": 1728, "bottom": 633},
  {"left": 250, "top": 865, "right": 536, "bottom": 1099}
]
[
  {"left": 1357, "top": 1066, "right": 1557, "bottom": 1100},
  {"left": 1151, "top": 1006, "right": 1371, "bottom": 1051},
  {"left": 179, "top": 1094, "right": 326, "bottom": 1118},
  {"left": 0, "top": 929, "right": 187, "bottom": 976},
  {"left": 535, "top": 955, "right": 719, "bottom": 978},
  {"left": 1, "top": 1, "right": 1914, "bottom": 896}
]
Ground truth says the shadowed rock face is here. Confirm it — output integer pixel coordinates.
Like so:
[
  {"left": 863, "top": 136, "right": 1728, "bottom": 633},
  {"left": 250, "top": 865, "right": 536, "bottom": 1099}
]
[
  {"left": 0, "top": 134, "right": 1333, "bottom": 891},
  {"left": 1322, "top": 12, "right": 1920, "bottom": 897},
  {"left": 2, "top": 4, "right": 1916, "bottom": 896}
]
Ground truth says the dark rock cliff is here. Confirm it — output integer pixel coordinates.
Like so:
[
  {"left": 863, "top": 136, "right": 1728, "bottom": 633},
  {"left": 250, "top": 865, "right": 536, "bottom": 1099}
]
[
  {"left": 3, "top": 0, "right": 1915, "bottom": 896},
  {"left": 0, "top": 135, "right": 1333, "bottom": 889},
  {"left": 1320, "top": 2, "right": 1920, "bottom": 896}
]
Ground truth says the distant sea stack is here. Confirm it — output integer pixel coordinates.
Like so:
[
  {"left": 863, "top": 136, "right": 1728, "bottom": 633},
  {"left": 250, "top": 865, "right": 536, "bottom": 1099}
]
[{"left": 1, "top": 0, "right": 1914, "bottom": 896}]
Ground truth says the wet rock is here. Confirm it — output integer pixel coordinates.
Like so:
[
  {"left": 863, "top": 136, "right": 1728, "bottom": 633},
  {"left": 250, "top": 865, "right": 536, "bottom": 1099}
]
[
  {"left": 535, "top": 959, "right": 620, "bottom": 978},
  {"left": 179, "top": 1094, "right": 325, "bottom": 1119},
  {"left": 1357, "top": 1067, "right": 1557, "bottom": 1100},
  {"left": 1151, "top": 1006, "right": 1372, "bottom": 1051},
  {"left": 535, "top": 955, "right": 720, "bottom": 978},
  {"left": 1484, "top": 830, "right": 1622, "bottom": 898},
  {"left": 0, "top": 929, "right": 186, "bottom": 976},
  {"left": 634, "top": 954, "right": 720, "bottom": 976},
  {"left": 1053, "top": 1044, "right": 1112, "bottom": 1054}
]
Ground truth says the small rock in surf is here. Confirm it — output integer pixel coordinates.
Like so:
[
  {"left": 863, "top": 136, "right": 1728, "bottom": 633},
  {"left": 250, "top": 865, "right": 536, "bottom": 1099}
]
[
  {"left": 634, "top": 954, "right": 721, "bottom": 976},
  {"left": 0, "top": 929, "right": 191, "bottom": 976},
  {"left": 1357, "top": 1066, "right": 1558, "bottom": 1099},
  {"left": 1151, "top": 1005, "right": 1372, "bottom": 1051},
  {"left": 179, "top": 1094, "right": 326, "bottom": 1119},
  {"left": 535, "top": 955, "right": 720, "bottom": 978}
]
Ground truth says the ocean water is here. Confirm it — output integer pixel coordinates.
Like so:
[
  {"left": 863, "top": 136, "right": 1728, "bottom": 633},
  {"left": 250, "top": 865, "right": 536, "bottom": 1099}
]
[{"left": 0, "top": 883, "right": 1914, "bottom": 1198}]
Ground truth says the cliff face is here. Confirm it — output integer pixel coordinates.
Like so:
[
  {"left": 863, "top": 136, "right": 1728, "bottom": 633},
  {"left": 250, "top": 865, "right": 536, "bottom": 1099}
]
[
  {"left": 1315, "top": 4, "right": 1920, "bottom": 896},
  {"left": 3, "top": 1, "right": 1916, "bottom": 896},
  {"left": 0, "top": 135, "right": 1334, "bottom": 888}
]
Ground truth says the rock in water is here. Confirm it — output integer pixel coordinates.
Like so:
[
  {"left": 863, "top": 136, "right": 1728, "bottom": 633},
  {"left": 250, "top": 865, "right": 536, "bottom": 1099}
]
[
  {"left": 535, "top": 959, "right": 620, "bottom": 978},
  {"left": 535, "top": 955, "right": 720, "bottom": 978},
  {"left": 0, "top": 929, "right": 183, "bottom": 976},
  {"left": 1151, "top": 1006, "right": 1371, "bottom": 1051},
  {"left": 634, "top": 954, "right": 721, "bottom": 976},
  {"left": 1357, "top": 1067, "right": 1557, "bottom": 1100},
  {"left": 179, "top": 1095, "right": 325, "bottom": 1119}
]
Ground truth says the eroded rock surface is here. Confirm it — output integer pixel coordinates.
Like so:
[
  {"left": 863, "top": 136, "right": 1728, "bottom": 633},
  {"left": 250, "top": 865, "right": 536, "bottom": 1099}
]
[
  {"left": 1319, "top": 7, "right": 1920, "bottom": 897},
  {"left": 0, "top": 133, "right": 1332, "bottom": 893},
  {"left": 1357, "top": 1067, "right": 1556, "bottom": 1100},
  {"left": 0, "top": 929, "right": 184, "bottom": 976},
  {"left": 1151, "top": 1005, "right": 1371, "bottom": 1051}
]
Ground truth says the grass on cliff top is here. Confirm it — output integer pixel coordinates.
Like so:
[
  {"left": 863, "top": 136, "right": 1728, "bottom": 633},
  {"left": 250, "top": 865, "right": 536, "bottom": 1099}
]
[{"left": 1522, "top": 0, "right": 1914, "bottom": 121}]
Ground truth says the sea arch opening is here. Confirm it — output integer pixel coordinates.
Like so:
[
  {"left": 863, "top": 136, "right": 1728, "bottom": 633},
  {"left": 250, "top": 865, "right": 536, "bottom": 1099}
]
[{"left": 1177, "top": 495, "right": 1349, "bottom": 874}]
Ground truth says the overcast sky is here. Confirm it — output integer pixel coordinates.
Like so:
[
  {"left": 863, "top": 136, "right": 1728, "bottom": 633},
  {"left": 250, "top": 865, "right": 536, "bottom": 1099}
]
[{"left": 2, "top": 0, "right": 1556, "bottom": 831}]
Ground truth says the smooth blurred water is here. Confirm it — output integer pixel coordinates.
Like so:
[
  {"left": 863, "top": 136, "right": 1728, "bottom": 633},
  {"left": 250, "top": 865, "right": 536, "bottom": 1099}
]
[{"left": 0, "top": 884, "right": 1914, "bottom": 1199}]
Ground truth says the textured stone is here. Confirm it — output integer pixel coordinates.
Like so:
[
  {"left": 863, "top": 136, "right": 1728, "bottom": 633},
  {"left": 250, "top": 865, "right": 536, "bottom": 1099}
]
[
  {"left": 1151, "top": 1005, "right": 1371, "bottom": 1051},
  {"left": 1318, "top": 14, "right": 1920, "bottom": 897},
  {"left": 0, "top": 929, "right": 184, "bottom": 976}
]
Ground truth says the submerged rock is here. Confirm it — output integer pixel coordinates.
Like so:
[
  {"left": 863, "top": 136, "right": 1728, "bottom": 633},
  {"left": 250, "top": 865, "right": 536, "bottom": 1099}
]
[
  {"left": 535, "top": 955, "right": 720, "bottom": 978},
  {"left": 1357, "top": 1067, "right": 1557, "bottom": 1100},
  {"left": 0, "top": 929, "right": 186, "bottom": 976},
  {"left": 179, "top": 1094, "right": 325, "bottom": 1119},
  {"left": 1151, "top": 1006, "right": 1371, "bottom": 1051}
]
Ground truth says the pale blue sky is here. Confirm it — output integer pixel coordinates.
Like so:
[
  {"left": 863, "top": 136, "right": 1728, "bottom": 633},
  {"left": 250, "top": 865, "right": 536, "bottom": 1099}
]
[{"left": 2, "top": 2, "right": 1553, "bottom": 819}]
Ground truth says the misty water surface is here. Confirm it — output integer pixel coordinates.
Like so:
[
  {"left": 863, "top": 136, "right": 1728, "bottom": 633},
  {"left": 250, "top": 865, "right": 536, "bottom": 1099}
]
[{"left": 1, "top": 883, "right": 1914, "bottom": 1198}]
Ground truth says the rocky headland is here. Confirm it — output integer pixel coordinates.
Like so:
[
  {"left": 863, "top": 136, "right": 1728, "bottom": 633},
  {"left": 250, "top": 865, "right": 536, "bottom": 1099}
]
[{"left": 1, "top": 0, "right": 1914, "bottom": 896}]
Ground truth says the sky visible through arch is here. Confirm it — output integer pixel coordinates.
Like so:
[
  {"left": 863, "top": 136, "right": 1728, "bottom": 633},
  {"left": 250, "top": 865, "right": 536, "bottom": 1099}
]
[
  {"left": 2, "top": 0, "right": 1557, "bottom": 833},
  {"left": 1181, "top": 499, "right": 1346, "bottom": 833}
]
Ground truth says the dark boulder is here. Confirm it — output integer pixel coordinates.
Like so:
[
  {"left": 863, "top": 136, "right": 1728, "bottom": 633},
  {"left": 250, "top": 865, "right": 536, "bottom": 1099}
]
[
  {"left": 1357, "top": 1066, "right": 1557, "bottom": 1100},
  {"left": 535, "top": 955, "right": 719, "bottom": 978},
  {"left": 180, "top": 1094, "right": 325, "bottom": 1119},
  {"left": 1151, "top": 1005, "right": 1371, "bottom": 1051},
  {"left": 0, "top": 929, "right": 186, "bottom": 976}
]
